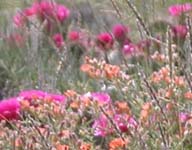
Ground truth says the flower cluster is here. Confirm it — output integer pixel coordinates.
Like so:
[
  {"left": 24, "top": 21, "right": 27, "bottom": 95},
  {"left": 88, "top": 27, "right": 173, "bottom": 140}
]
[
  {"left": 13, "top": 0, "right": 70, "bottom": 27},
  {"left": 168, "top": 3, "right": 192, "bottom": 16},
  {"left": 80, "top": 56, "right": 130, "bottom": 81}
]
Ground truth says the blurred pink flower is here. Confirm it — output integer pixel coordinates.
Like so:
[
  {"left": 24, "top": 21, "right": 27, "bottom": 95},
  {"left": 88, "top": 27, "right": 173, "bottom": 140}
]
[
  {"left": 172, "top": 25, "right": 188, "bottom": 39},
  {"left": 13, "top": 13, "right": 25, "bottom": 27},
  {"left": 96, "top": 32, "right": 114, "bottom": 50},
  {"left": 52, "top": 33, "right": 64, "bottom": 48},
  {"left": 112, "top": 24, "right": 129, "bottom": 42},
  {"left": 19, "top": 90, "right": 47, "bottom": 101},
  {"left": 91, "top": 92, "right": 111, "bottom": 105},
  {"left": 56, "top": 5, "right": 70, "bottom": 22},
  {"left": 114, "top": 114, "right": 138, "bottom": 133},
  {"left": 179, "top": 112, "right": 189, "bottom": 123},
  {"left": 23, "top": 7, "right": 37, "bottom": 16},
  {"left": 68, "top": 31, "right": 80, "bottom": 41},
  {"left": 114, "top": 114, "right": 129, "bottom": 132},
  {"left": 122, "top": 43, "right": 137, "bottom": 56},
  {"left": 38, "top": 1, "right": 54, "bottom": 16},
  {"left": 168, "top": 3, "right": 192, "bottom": 16},
  {"left": 0, "top": 98, "right": 20, "bottom": 120},
  {"left": 92, "top": 115, "right": 113, "bottom": 137}
]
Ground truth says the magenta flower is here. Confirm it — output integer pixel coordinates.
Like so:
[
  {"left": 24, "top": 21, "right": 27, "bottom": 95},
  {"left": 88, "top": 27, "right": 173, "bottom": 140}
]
[
  {"left": 128, "top": 117, "right": 138, "bottom": 129},
  {"left": 179, "top": 112, "right": 189, "bottom": 123},
  {"left": 96, "top": 32, "right": 114, "bottom": 50},
  {"left": 38, "top": 1, "right": 54, "bottom": 15},
  {"left": 112, "top": 24, "right": 129, "bottom": 42},
  {"left": 92, "top": 115, "right": 113, "bottom": 137},
  {"left": 19, "top": 90, "right": 47, "bottom": 101},
  {"left": 68, "top": 31, "right": 80, "bottom": 41},
  {"left": 0, "top": 98, "right": 20, "bottom": 120},
  {"left": 114, "top": 114, "right": 138, "bottom": 133},
  {"left": 172, "top": 25, "right": 188, "bottom": 39},
  {"left": 23, "top": 6, "right": 37, "bottom": 16},
  {"left": 56, "top": 5, "right": 70, "bottom": 22},
  {"left": 122, "top": 43, "right": 137, "bottom": 56},
  {"left": 52, "top": 33, "right": 64, "bottom": 48},
  {"left": 13, "top": 13, "right": 25, "bottom": 27},
  {"left": 168, "top": 3, "right": 192, "bottom": 16},
  {"left": 114, "top": 114, "right": 129, "bottom": 132},
  {"left": 91, "top": 92, "right": 111, "bottom": 105}
]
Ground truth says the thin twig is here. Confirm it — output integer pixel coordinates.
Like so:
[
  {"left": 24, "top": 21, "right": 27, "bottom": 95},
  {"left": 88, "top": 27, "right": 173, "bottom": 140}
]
[
  {"left": 109, "top": 0, "right": 122, "bottom": 18},
  {"left": 158, "top": 122, "right": 168, "bottom": 149},
  {"left": 124, "top": 0, "right": 150, "bottom": 36}
]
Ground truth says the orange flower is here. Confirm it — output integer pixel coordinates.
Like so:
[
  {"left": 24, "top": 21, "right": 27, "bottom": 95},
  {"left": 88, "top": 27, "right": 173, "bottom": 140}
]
[
  {"left": 140, "top": 110, "right": 150, "bottom": 122},
  {"left": 165, "top": 88, "right": 173, "bottom": 98},
  {"left": 64, "top": 90, "right": 77, "bottom": 98},
  {"left": 109, "top": 138, "right": 126, "bottom": 150},
  {"left": 140, "top": 102, "right": 152, "bottom": 122},
  {"left": 142, "top": 102, "right": 152, "bottom": 110},
  {"left": 164, "top": 76, "right": 171, "bottom": 84},
  {"left": 115, "top": 101, "right": 130, "bottom": 115},
  {"left": 160, "top": 67, "right": 169, "bottom": 78},
  {"left": 20, "top": 100, "right": 30, "bottom": 110},
  {"left": 174, "top": 76, "right": 185, "bottom": 87},
  {"left": 104, "top": 64, "right": 120, "bottom": 79},
  {"left": 56, "top": 144, "right": 69, "bottom": 150},
  {"left": 80, "top": 63, "right": 99, "bottom": 78},
  {"left": 70, "top": 100, "right": 80, "bottom": 111},
  {"left": 166, "top": 102, "right": 174, "bottom": 111},
  {"left": 184, "top": 91, "right": 192, "bottom": 100},
  {"left": 53, "top": 104, "right": 61, "bottom": 116},
  {"left": 81, "top": 97, "right": 91, "bottom": 107},
  {"left": 151, "top": 51, "right": 166, "bottom": 62},
  {"left": 80, "top": 143, "right": 91, "bottom": 150}
]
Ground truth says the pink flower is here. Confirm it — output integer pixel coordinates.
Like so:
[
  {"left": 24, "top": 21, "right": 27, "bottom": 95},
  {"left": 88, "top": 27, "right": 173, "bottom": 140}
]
[
  {"left": 34, "top": 1, "right": 55, "bottom": 20},
  {"left": 13, "top": 13, "right": 25, "bottom": 27},
  {"left": 179, "top": 112, "right": 189, "bottom": 123},
  {"left": 96, "top": 32, "right": 114, "bottom": 50},
  {"left": 114, "top": 114, "right": 129, "bottom": 132},
  {"left": 112, "top": 24, "right": 129, "bottom": 42},
  {"left": 92, "top": 115, "right": 113, "bottom": 137},
  {"left": 23, "top": 6, "right": 37, "bottom": 16},
  {"left": 122, "top": 43, "right": 137, "bottom": 56},
  {"left": 52, "top": 33, "right": 64, "bottom": 48},
  {"left": 114, "top": 114, "right": 138, "bottom": 133},
  {"left": 172, "top": 25, "right": 188, "bottom": 39},
  {"left": 128, "top": 117, "right": 138, "bottom": 129},
  {"left": 168, "top": 3, "right": 192, "bottom": 16},
  {"left": 19, "top": 89, "right": 66, "bottom": 103},
  {"left": 68, "top": 31, "right": 80, "bottom": 41},
  {"left": 56, "top": 5, "right": 70, "bottom": 22},
  {"left": 91, "top": 92, "right": 111, "bottom": 105},
  {"left": 0, "top": 98, "right": 20, "bottom": 120},
  {"left": 19, "top": 90, "right": 47, "bottom": 101}
]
